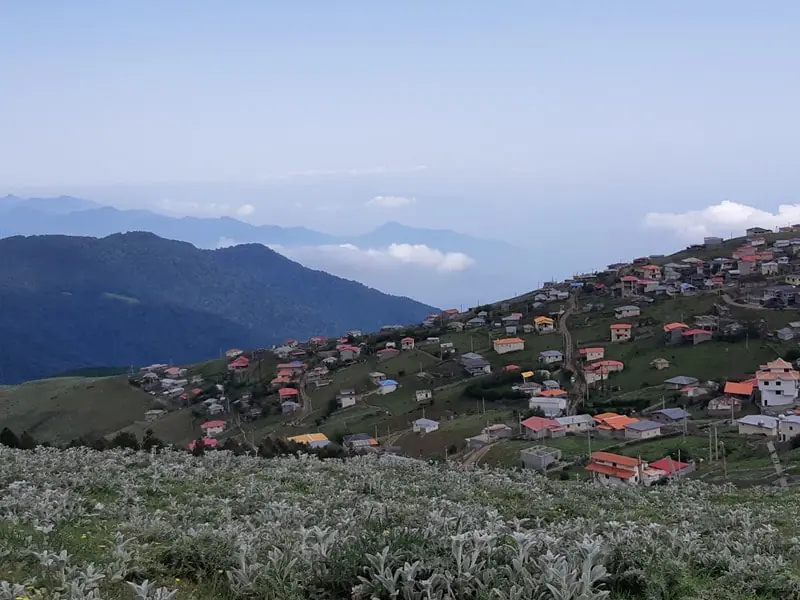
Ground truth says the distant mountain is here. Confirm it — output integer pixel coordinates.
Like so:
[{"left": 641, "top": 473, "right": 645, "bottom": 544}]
[
  {"left": 0, "top": 233, "right": 436, "bottom": 383},
  {"left": 0, "top": 194, "right": 101, "bottom": 215}
]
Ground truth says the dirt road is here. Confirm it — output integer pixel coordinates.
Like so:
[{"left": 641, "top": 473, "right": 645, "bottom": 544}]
[
  {"left": 461, "top": 440, "right": 499, "bottom": 466},
  {"left": 560, "top": 294, "right": 586, "bottom": 415}
]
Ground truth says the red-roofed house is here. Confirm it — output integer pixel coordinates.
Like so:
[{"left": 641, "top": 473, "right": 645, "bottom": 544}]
[
  {"left": 504, "top": 364, "right": 521, "bottom": 372},
  {"left": 610, "top": 323, "right": 632, "bottom": 343},
  {"left": 278, "top": 387, "right": 299, "bottom": 399},
  {"left": 521, "top": 416, "right": 565, "bottom": 440},
  {"left": 588, "top": 359, "right": 624, "bottom": 374},
  {"left": 585, "top": 451, "right": 645, "bottom": 486},
  {"left": 188, "top": 438, "right": 218, "bottom": 451},
  {"left": 200, "top": 420, "right": 226, "bottom": 436},
  {"left": 579, "top": 347, "right": 605, "bottom": 361},
  {"left": 650, "top": 457, "right": 693, "bottom": 478},
  {"left": 682, "top": 329, "right": 713, "bottom": 345},
  {"left": 620, "top": 276, "right": 639, "bottom": 297},
  {"left": 663, "top": 322, "right": 689, "bottom": 344},
  {"left": 724, "top": 379, "right": 755, "bottom": 399},
  {"left": 309, "top": 336, "right": 327, "bottom": 345},
  {"left": 401, "top": 337, "right": 415, "bottom": 350},
  {"left": 228, "top": 356, "right": 250, "bottom": 371}
]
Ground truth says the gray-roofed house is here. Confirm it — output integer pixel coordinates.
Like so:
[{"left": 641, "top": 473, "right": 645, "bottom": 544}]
[
  {"left": 778, "top": 415, "right": 800, "bottom": 443},
  {"left": 281, "top": 400, "right": 301, "bottom": 414},
  {"left": 737, "top": 415, "right": 779, "bottom": 436},
  {"left": 539, "top": 350, "right": 564, "bottom": 365},
  {"left": 624, "top": 420, "right": 662, "bottom": 440},
  {"left": 342, "top": 433, "right": 378, "bottom": 451},
  {"left": 650, "top": 408, "right": 691, "bottom": 424},
  {"left": 664, "top": 375, "right": 699, "bottom": 390},
  {"left": 338, "top": 389, "right": 358, "bottom": 408},
  {"left": 413, "top": 418, "right": 440, "bottom": 434},
  {"left": 777, "top": 327, "right": 795, "bottom": 341},
  {"left": 555, "top": 414, "right": 595, "bottom": 434},
  {"left": 466, "top": 317, "right": 486, "bottom": 328}
]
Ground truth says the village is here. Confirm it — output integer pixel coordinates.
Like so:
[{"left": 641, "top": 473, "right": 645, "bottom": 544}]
[{"left": 126, "top": 226, "right": 800, "bottom": 487}]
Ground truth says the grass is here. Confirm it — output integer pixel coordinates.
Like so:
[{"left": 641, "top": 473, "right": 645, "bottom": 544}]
[{"left": 0, "top": 376, "right": 156, "bottom": 443}]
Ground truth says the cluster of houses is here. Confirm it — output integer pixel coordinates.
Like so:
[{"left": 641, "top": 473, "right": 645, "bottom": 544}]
[{"left": 584, "top": 451, "right": 694, "bottom": 486}]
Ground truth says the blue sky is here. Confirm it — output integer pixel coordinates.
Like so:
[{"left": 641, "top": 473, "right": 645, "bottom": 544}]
[{"left": 3, "top": 1, "right": 800, "bottom": 303}]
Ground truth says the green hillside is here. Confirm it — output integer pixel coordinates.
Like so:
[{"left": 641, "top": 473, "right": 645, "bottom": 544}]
[{"left": 1, "top": 447, "right": 798, "bottom": 599}]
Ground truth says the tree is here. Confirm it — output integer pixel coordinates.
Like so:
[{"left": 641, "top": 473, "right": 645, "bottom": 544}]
[
  {"left": 191, "top": 439, "right": 206, "bottom": 457},
  {"left": 18, "top": 431, "right": 37, "bottom": 450},
  {"left": 0, "top": 428, "right": 20, "bottom": 449},
  {"left": 142, "top": 429, "right": 164, "bottom": 452},
  {"left": 109, "top": 432, "right": 140, "bottom": 451}
]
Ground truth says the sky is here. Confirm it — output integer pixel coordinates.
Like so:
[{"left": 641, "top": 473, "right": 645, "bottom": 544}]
[{"left": 2, "top": 1, "right": 800, "bottom": 303}]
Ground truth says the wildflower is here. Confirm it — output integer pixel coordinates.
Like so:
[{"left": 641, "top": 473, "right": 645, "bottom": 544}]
[{"left": 174, "top": 578, "right": 181, "bottom": 583}]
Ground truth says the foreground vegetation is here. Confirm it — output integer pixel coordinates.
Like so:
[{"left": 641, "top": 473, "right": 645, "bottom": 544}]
[{"left": 1, "top": 448, "right": 799, "bottom": 599}]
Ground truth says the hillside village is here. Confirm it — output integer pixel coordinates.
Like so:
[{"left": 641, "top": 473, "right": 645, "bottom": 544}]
[{"left": 11, "top": 228, "right": 800, "bottom": 487}]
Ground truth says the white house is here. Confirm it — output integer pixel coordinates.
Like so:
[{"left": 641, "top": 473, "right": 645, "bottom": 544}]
[
  {"left": 534, "top": 316, "right": 555, "bottom": 333},
  {"left": 614, "top": 305, "right": 641, "bottom": 319},
  {"left": 756, "top": 358, "right": 800, "bottom": 407},
  {"left": 413, "top": 418, "right": 439, "bottom": 434},
  {"left": 624, "top": 420, "right": 662, "bottom": 440},
  {"left": 200, "top": 420, "right": 226, "bottom": 437},
  {"left": 377, "top": 379, "right": 398, "bottom": 395},
  {"left": 778, "top": 415, "right": 800, "bottom": 442},
  {"left": 537, "top": 350, "right": 562, "bottom": 365},
  {"left": 555, "top": 414, "right": 595, "bottom": 434},
  {"left": 338, "top": 388, "right": 358, "bottom": 408},
  {"left": 401, "top": 337, "right": 416, "bottom": 350},
  {"left": 578, "top": 347, "right": 605, "bottom": 362},
  {"left": 761, "top": 261, "right": 779, "bottom": 276},
  {"left": 415, "top": 389, "right": 433, "bottom": 402},
  {"left": 493, "top": 337, "right": 525, "bottom": 355},
  {"left": 737, "top": 415, "right": 779, "bottom": 436},
  {"left": 528, "top": 396, "right": 568, "bottom": 417}
]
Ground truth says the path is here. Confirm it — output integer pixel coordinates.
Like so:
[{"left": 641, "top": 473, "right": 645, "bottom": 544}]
[
  {"left": 461, "top": 440, "right": 498, "bottom": 466},
  {"left": 560, "top": 294, "right": 585, "bottom": 415},
  {"left": 298, "top": 372, "right": 312, "bottom": 419},
  {"left": 722, "top": 294, "right": 768, "bottom": 310}
]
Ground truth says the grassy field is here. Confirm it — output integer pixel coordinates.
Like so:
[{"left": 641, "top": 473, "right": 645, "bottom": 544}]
[{"left": 0, "top": 376, "right": 156, "bottom": 443}]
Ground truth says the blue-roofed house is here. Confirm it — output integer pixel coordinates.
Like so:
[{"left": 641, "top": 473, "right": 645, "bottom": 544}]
[
  {"left": 650, "top": 408, "right": 691, "bottom": 424},
  {"left": 624, "top": 420, "right": 662, "bottom": 440},
  {"left": 377, "top": 379, "right": 398, "bottom": 395},
  {"left": 539, "top": 350, "right": 564, "bottom": 365},
  {"left": 413, "top": 418, "right": 440, "bottom": 434}
]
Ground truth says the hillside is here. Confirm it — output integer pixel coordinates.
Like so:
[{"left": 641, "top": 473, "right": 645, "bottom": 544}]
[
  {"left": 0, "top": 232, "right": 436, "bottom": 383},
  {"left": 0, "top": 448, "right": 797, "bottom": 599}
]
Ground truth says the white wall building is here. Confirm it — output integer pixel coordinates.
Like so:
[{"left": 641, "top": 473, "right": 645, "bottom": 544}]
[{"left": 756, "top": 359, "right": 800, "bottom": 407}]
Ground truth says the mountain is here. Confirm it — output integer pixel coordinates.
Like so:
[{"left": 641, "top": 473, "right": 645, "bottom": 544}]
[{"left": 0, "top": 232, "right": 436, "bottom": 383}]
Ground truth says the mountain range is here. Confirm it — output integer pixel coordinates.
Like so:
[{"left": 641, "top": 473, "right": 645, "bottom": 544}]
[{"left": 0, "top": 232, "right": 436, "bottom": 384}]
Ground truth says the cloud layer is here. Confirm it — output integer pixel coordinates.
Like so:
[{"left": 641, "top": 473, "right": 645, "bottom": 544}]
[
  {"left": 263, "top": 242, "right": 474, "bottom": 273},
  {"left": 366, "top": 195, "right": 416, "bottom": 208},
  {"left": 644, "top": 200, "right": 800, "bottom": 240},
  {"left": 156, "top": 198, "right": 255, "bottom": 218}
]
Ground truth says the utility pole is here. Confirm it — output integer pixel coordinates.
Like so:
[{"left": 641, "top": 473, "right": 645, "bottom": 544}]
[
  {"left": 714, "top": 426, "right": 719, "bottom": 461},
  {"left": 708, "top": 427, "right": 713, "bottom": 462}
]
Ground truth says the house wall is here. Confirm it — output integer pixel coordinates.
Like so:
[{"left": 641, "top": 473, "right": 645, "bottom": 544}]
[
  {"left": 738, "top": 423, "right": 777, "bottom": 436},
  {"left": 625, "top": 427, "right": 661, "bottom": 441},
  {"left": 759, "top": 384, "right": 798, "bottom": 407},
  {"left": 779, "top": 422, "right": 800, "bottom": 442},
  {"left": 339, "top": 397, "right": 357, "bottom": 408},
  {"left": 591, "top": 471, "right": 639, "bottom": 486},
  {"left": 495, "top": 341, "right": 524, "bottom": 354},
  {"left": 611, "top": 329, "right": 631, "bottom": 342},
  {"left": 204, "top": 426, "right": 224, "bottom": 436},
  {"left": 520, "top": 449, "right": 561, "bottom": 470},
  {"left": 540, "top": 355, "right": 562, "bottom": 364},
  {"left": 528, "top": 397, "right": 567, "bottom": 417}
]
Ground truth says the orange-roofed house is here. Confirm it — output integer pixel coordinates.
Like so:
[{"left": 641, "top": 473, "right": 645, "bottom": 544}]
[
  {"left": 635, "top": 264, "right": 663, "bottom": 280},
  {"left": 579, "top": 347, "right": 605, "bottom": 361},
  {"left": 585, "top": 451, "right": 646, "bottom": 486},
  {"left": 594, "top": 413, "right": 640, "bottom": 439},
  {"left": 619, "top": 275, "right": 639, "bottom": 297},
  {"left": 610, "top": 323, "right": 632, "bottom": 343},
  {"left": 663, "top": 322, "right": 689, "bottom": 344},
  {"left": 682, "top": 328, "right": 713, "bottom": 346},
  {"left": 757, "top": 359, "right": 800, "bottom": 407},
  {"left": 493, "top": 337, "right": 525, "bottom": 355},
  {"left": 724, "top": 379, "right": 755, "bottom": 399},
  {"left": 534, "top": 316, "right": 555, "bottom": 333}
]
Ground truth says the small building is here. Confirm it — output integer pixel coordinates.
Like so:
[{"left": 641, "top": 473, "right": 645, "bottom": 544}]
[
  {"left": 664, "top": 375, "right": 699, "bottom": 390},
  {"left": 228, "top": 356, "right": 250, "bottom": 371},
  {"left": 539, "top": 350, "right": 564, "bottom": 365},
  {"left": 736, "top": 415, "right": 779, "bottom": 436},
  {"left": 778, "top": 415, "right": 800, "bottom": 443},
  {"left": 338, "top": 388, "right": 358, "bottom": 408},
  {"left": 663, "top": 322, "right": 690, "bottom": 345},
  {"left": 610, "top": 323, "right": 632, "bottom": 343},
  {"left": 484, "top": 423, "right": 514, "bottom": 440},
  {"left": 554, "top": 413, "right": 595, "bottom": 434},
  {"left": 777, "top": 327, "right": 795, "bottom": 341},
  {"left": 144, "top": 409, "right": 166, "bottom": 422},
  {"left": 377, "top": 379, "right": 398, "bottom": 395},
  {"left": 650, "top": 457, "right": 695, "bottom": 478},
  {"left": 370, "top": 371, "right": 387, "bottom": 384},
  {"left": 624, "top": 420, "right": 662, "bottom": 440},
  {"left": 281, "top": 400, "right": 301, "bottom": 414},
  {"left": 287, "top": 433, "right": 330, "bottom": 449},
  {"left": 415, "top": 389, "right": 433, "bottom": 403},
  {"left": 342, "top": 433, "right": 379, "bottom": 451},
  {"left": 528, "top": 393, "right": 568, "bottom": 418},
  {"left": 534, "top": 316, "right": 555, "bottom": 333},
  {"left": 200, "top": 420, "right": 226, "bottom": 437},
  {"left": 578, "top": 347, "right": 605, "bottom": 361},
  {"left": 338, "top": 345, "right": 360, "bottom": 362},
  {"left": 650, "top": 408, "right": 690, "bottom": 424},
  {"left": 585, "top": 452, "right": 645, "bottom": 486},
  {"left": 756, "top": 358, "right": 800, "bottom": 407},
  {"left": 707, "top": 396, "right": 742, "bottom": 417},
  {"left": 520, "top": 446, "right": 562, "bottom": 471},
  {"left": 614, "top": 305, "right": 641, "bottom": 319},
  {"left": 723, "top": 379, "right": 755, "bottom": 400},
  {"left": 521, "top": 416, "right": 566, "bottom": 439},
  {"left": 682, "top": 329, "right": 713, "bottom": 345},
  {"left": 650, "top": 358, "right": 670, "bottom": 371},
  {"left": 493, "top": 337, "right": 525, "bottom": 355},
  {"left": 413, "top": 418, "right": 439, "bottom": 434},
  {"left": 448, "top": 321, "right": 465, "bottom": 332},
  {"left": 466, "top": 317, "right": 486, "bottom": 328},
  {"left": 401, "top": 337, "right": 416, "bottom": 350},
  {"left": 278, "top": 388, "right": 300, "bottom": 402}
]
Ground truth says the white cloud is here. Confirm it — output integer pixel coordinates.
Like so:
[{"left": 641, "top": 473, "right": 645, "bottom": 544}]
[
  {"left": 217, "top": 237, "right": 238, "bottom": 248},
  {"left": 272, "top": 242, "right": 474, "bottom": 273},
  {"left": 155, "top": 198, "right": 255, "bottom": 218},
  {"left": 366, "top": 195, "right": 416, "bottom": 208},
  {"left": 644, "top": 200, "right": 800, "bottom": 240},
  {"left": 258, "top": 165, "right": 427, "bottom": 181}
]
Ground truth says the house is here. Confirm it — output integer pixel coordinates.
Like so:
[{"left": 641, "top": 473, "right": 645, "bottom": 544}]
[
  {"left": 736, "top": 415, "right": 779, "bottom": 436},
  {"left": 338, "top": 388, "right": 358, "bottom": 408},
  {"left": 369, "top": 371, "right": 387, "bottom": 384},
  {"left": 707, "top": 396, "right": 742, "bottom": 417},
  {"left": 415, "top": 389, "right": 433, "bottom": 403},
  {"left": 384, "top": 341, "right": 397, "bottom": 349},
  {"left": 442, "top": 308, "right": 460, "bottom": 319},
  {"left": 413, "top": 418, "right": 439, "bottom": 433},
  {"left": 614, "top": 305, "right": 641, "bottom": 319},
  {"left": 594, "top": 413, "right": 639, "bottom": 439},
  {"left": 724, "top": 379, "right": 755, "bottom": 400},
  {"left": 663, "top": 322, "right": 689, "bottom": 344},
  {"left": 664, "top": 375, "right": 699, "bottom": 390},
  {"left": 610, "top": 323, "right": 632, "bottom": 343},
  {"left": 401, "top": 337, "right": 416, "bottom": 350},
  {"left": 493, "top": 337, "right": 525, "bottom": 355},
  {"left": 347, "top": 329, "right": 363, "bottom": 338},
  {"left": 747, "top": 226, "right": 772, "bottom": 237},
  {"left": 787, "top": 274, "right": 800, "bottom": 286},
  {"left": 579, "top": 347, "right": 605, "bottom": 361},
  {"left": 520, "top": 446, "right": 562, "bottom": 471},
  {"left": 756, "top": 358, "right": 800, "bottom": 407},
  {"left": 377, "top": 379, "right": 398, "bottom": 395},
  {"left": 777, "top": 327, "right": 795, "bottom": 341},
  {"left": 704, "top": 236, "right": 724, "bottom": 246},
  {"left": 342, "top": 433, "right": 379, "bottom": 451},
  {"left": 377, "top": 348, "right": 401, "bottom": 361},
  {"left": 554, "top": 414, "right": 595, "bottom": 433},
  {"left": 650, "top": 358, "right": 670, "bottom": 370},
  {"left": 619, "top": 275, "right": 639, "bottom": 297},
  {"left": 762, "top": 261, "right": 779, "bottom": 276},
  {"left": 228, "top": 356, "right": 250, "bottom": 371},
  {"left": 287, "top": 433, "right": 330, "bottom": 449},
  {"left": 207, "top": 403, "right": 225, "bottom": 416},
  {"left": 539, "top": 350, "right": 564, "bottom": 365},
  {"left": 515, "top": 381, "right": 543, "bottom": 396},
  {"left": 484, "top": 423, "right": 513, "bottom": 440},
  {"left": 650, "top": 408, "right": 690, "bottom": 424},
  {"left": 523, "top": 323, "right": 535, "bottom": 334},
  {"left": 650, "top": 457, "right": 694, "bottom": 478},
  {"left": 682, "top": 329, "right": 713, "bottom": 345},
  {"left": 624, "top": 420, "right": 662, "bottom": 440},
  {"left": 462, "top": 356, "right": 492, "bottom": 376},
  {"left": 466, "top": 317, "right": 486, "bottom": 328},
  {"left": 528, "top": 391, "right": 568, "bottom": 417},
  {"left": 200, "top": 420, "right": 226, "bottom": 437},
  {"left": 521, "top": 416, "right": 565, "bottom": 439},
  {"left": 189, "top": 438, "right": 218, "bottom": 451},
  {"left": 680, "top": 283, "right": 697, "bottom": 296},
  {"left": 636, "top": 264, "right": 663, "bottom": 280},
  {"left": 448, "top": 321, "right": 465, "bottom": 332},
  {"left": 278, "top": 387, "right": 300, "bottom": 402},
  {"left": 534, "top": 316, "right": 555, "bottom": 333},
  {"left": 144, "top": 409, "right": 166, "bottom": 422},
  {"left": 502, "top": 313, "right": 523, "bottom": 325},
  {"left": 585, "top": 452, "right": 645, "bottom": 486},
  {"left": 778, "top": 415, "right": 800, "bottom": 442},
  {"left": 587, "top": 360, "right": 624, "bottom": 373},
  {"left": 281, "top": 400, "right": 301, "bottom": 414},
  {"left": 338, "top": 345, "right": 360, "bottom": 362}
]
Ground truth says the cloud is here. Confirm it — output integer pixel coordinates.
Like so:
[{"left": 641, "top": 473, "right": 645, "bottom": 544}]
[
  {"left": 259, "top": 165, "right": 427, "bottom": 181},
  {"left": 366, "top": 195, "right": 416, "bottom": 209},
  {"left": 217, "top": 237, "right": 238, "bottom": 248},
  {"left": 155, "top": 198, "right": 255, "bottom": 218},
  {"left": 272, "top": 242, "right": 474, "bottom": 273},
  {"left": 644, "top": 200, "right": 800, "bottom": 240}
]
